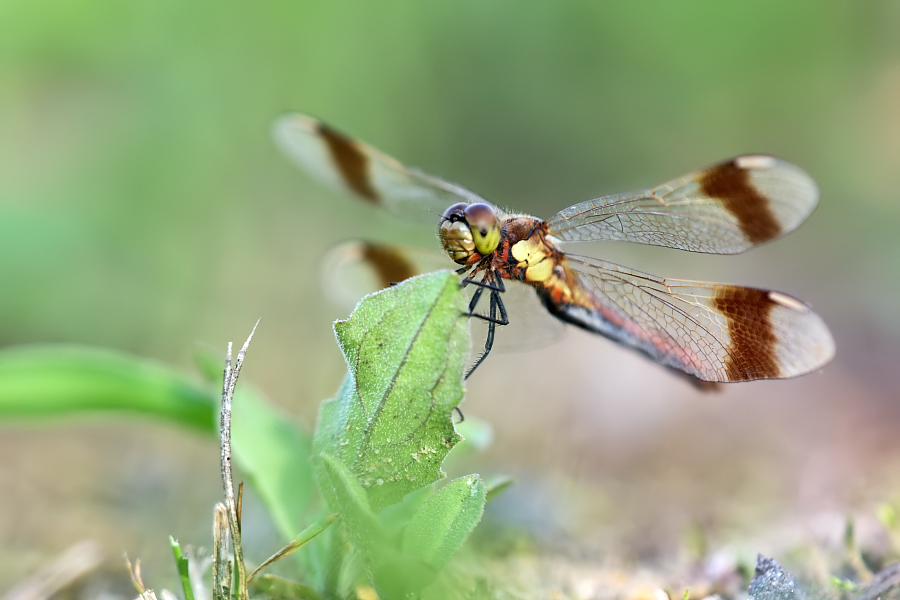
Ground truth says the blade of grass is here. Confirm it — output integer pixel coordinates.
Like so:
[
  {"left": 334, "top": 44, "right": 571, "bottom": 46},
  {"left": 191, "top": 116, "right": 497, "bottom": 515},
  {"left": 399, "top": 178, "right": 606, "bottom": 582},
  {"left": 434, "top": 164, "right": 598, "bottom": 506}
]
[
  {"left": 169, "top": 537, "right": 194, "bottom": 600},
  {"left": 219, "top": 321, "right": 259, "bottom": 600},
  {"left": 247, "top": 514, "right": 337, "bottom": 584},
  {"left": 0, "top": 345, "right": 215, "bottom": 432},
  {"left": 196, "top": 345, "right": 314, "bottom": 542},
  {"left": 212, "top": 503, "right": 231, "bottom": 600}
]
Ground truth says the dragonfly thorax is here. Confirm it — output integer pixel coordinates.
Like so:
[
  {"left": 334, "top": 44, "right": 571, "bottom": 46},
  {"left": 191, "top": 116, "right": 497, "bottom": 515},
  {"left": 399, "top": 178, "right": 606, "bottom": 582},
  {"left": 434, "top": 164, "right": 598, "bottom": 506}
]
[{"left": 439, "top": 202, "right": 501, "bottom": 264}]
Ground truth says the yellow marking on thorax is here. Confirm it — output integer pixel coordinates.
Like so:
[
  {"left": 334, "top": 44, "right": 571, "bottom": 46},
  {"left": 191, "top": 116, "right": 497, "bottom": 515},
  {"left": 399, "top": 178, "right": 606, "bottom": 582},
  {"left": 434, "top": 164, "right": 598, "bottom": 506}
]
[{"left": 510, "top": 237, "right": 554, "bottom": 283}]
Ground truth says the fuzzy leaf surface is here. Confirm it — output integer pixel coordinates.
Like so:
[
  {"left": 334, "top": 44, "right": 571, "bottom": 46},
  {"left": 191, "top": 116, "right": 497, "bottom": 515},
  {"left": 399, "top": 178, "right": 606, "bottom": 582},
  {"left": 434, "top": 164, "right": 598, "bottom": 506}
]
[
  {"left": 317, "top": 454, "right": 384, "bottom": 562},
  {"left": 314, "top": 270, "right": 468, "bottom": 511},
  {"left": 401, "top": 474, "right": 486, "bottom": 570},
  {"left": 319, "top": 455, "right": 436, "bottom": 597}
]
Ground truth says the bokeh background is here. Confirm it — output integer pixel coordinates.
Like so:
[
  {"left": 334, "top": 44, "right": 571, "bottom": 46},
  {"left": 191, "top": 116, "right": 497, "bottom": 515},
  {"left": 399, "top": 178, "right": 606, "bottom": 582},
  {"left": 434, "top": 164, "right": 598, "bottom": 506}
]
[{"left": 2, "top": 0, "right": 899, "bottom": 594}]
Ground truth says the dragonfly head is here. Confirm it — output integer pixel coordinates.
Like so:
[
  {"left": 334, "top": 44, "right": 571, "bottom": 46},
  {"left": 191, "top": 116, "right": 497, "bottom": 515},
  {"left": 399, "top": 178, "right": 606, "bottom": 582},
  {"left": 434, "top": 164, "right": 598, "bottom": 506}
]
[{"left": 439, "top": 202, "right": 501, "bottom": 264}]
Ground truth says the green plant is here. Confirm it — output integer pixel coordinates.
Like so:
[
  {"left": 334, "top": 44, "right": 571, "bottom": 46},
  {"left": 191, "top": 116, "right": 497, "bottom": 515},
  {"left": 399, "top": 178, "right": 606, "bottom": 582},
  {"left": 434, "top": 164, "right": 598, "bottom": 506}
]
[
  {"left": 309, "top": 270, "right": 487, "bottom": 597},
  {"left": 0, "top": 270, "right": 507, "bottom": 598}
]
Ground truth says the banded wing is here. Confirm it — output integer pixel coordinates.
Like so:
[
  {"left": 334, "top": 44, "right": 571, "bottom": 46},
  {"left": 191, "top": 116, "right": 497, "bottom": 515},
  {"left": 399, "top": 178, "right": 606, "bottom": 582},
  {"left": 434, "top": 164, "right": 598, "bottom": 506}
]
[
  {"left": 321, "top": 240, "right": 450, "bottom": 309},
  {"left": 274, "top": 113, "right": 492, "bottom": 223},
  {"left": 549, "top": 255, "right": 834, "bottom": 382},
  {"left": 546, "top": 155, "right": 818, "bottom": 254}
]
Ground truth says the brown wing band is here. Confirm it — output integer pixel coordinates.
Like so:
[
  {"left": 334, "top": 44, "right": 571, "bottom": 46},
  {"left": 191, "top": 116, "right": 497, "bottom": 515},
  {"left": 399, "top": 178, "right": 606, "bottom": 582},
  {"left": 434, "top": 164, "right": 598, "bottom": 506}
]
[
  {"left": 361, "top": 243, "right": 418, "bottom": 289},
  {"left": 713, "top": 286, "right": 780, "bottom": 381},
  {"left": 701, "top": 160, "right": 781, "bottom": 244},
  {"left": 317, "top": 122, "right": 380, "bottom": 202}
]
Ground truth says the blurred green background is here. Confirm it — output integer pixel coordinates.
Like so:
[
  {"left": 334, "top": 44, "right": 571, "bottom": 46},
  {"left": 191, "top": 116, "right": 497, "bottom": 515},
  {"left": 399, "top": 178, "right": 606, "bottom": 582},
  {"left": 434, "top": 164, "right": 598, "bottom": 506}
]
[{"left": 2, "top": 0, "right": 900, "bottom": 593}]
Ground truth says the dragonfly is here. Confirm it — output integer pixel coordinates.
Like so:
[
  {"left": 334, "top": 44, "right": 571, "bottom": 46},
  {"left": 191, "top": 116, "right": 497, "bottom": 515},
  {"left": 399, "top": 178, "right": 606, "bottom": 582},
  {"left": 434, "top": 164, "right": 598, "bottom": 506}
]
[{"left": 274, "top": 113, "right": 835, "bottom": 384}]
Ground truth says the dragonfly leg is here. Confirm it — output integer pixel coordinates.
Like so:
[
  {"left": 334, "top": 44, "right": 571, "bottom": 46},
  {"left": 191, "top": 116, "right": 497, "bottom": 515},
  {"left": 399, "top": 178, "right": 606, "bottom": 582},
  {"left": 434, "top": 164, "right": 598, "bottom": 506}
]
[
  {"left": 464, "top": 269, "right": 507, "bottom": 323},
  {"left": 452, "top": 406, "right": 465, "bottom": 423},
  {"left": 467, "top": 286, "right": 485, "bottom": 314},
  {"left": 461, "top": 275, "right": 505, "bottom": 293},
  {"left": 491, "top": 270, "right": 506, "bottom": 293},
  {"left": 466, "top": 286, "right": 507, "bottom": 325},
  {"left": 465, "top": 288, "right": 509, "bottom": 379},
  {"left": 495, "top": 283, "right": 509, "bottom": 324}
]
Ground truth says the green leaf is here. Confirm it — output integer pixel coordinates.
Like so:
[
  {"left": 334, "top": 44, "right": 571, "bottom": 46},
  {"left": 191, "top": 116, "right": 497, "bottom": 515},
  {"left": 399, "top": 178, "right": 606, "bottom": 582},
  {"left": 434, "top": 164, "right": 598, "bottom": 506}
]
[
  {"left": 401, "top": 474, "right": 486, "bottom": 570},
  {"left": 372, "top": 552, "right": 437, "bottom": 599},
  {"left": 0, "top": 345, "right": 215, "bottom": 432},
  {"left": 317, "top": 454, "right": 384, "bottom": 560},
  {"left": 249, "top": 575, "right": 322, "bottom": 600},
  {"left": 231, "top": 387, "right": 314, "bottom": 541},
  {"left": 169, "top": 536, "right": 195, "bottom": 600},
  {"left": 313, "top": 271, "right": 469, "bottom": 511},
  {"left": 378, "top": 484, "right": 436, "bottom": 540},
  {"left": 0, "top": 344, "right": 314, "bottom": 547},
  {"left": 319, "top": 451, "right": 437, "bottom": 597},
  {"left": 484, "top": 475, "right": 514, "bottom": 504}
]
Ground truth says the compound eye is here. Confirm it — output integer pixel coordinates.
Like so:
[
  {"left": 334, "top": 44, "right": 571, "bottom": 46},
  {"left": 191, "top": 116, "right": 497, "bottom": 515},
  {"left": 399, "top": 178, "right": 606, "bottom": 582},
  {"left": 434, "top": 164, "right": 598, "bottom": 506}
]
[
  {"left": 440, "top": 202, "right": 468, "bottom": 223},
  {"left": 464, "top": 203, "right": 501, "bottom": 255}
]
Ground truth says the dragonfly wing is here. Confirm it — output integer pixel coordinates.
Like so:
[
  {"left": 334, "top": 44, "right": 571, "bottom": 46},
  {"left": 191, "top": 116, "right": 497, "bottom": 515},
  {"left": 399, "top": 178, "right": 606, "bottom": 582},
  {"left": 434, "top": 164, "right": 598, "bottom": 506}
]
[
  {"left": 546, "top": 155, "right": 818, "bottom": 254},
  {"left": 321, "top": 240, "right": 453, "bottom": 310},
  {"left": 547, "top": 254, "right": 834, "bottom": 382},
  {"left": 275, "top": 113, "right": 493, "bottom": 223}
]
